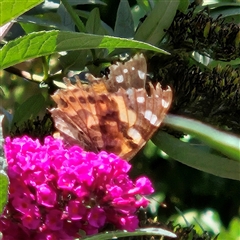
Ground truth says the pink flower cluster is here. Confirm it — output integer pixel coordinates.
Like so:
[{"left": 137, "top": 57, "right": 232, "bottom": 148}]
[{"left": 0, "top": 136, "right": 154, "bottom": 239}]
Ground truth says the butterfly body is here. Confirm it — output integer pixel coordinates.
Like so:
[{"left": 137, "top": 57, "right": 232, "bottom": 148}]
[{"left": 50, "top": 54, "right": 172, "bottom": 161}]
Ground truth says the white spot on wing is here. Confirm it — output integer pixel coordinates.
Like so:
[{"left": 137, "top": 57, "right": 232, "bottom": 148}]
[
  {"left": 137, "top": 96, "right": 145, "bottom": 103},
  {"left": 127, "top": 128, "right": 142, "bottom": 141},
  {"left": 150, "top": 114, "right": 158, "bottom": 125},
  {"left": 126, "top": 89, "right": 133, "bottom": 95},
  {"left": 162, "top": 99, "right": 170, "bottom": 108},
  {"left": 123, "top": 68, "right": 128, "bottom": 73},
  {"left": 144, "top": 110, "right": 152, "bottom": 121},
  {"left": 131, "top": 66, "right": 135, "bottom": 71},
  {"left": 138, "top": 70, "right": 146, "bottom": 80},
  {"left": 116, "top": 75, "right": 124, "bottom": 83}
]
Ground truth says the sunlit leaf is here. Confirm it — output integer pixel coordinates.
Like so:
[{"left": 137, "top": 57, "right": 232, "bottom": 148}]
[
  {"left": 0, "top": 0, "right": 44, "bottom": 26},
  {"left": 136, "top": 0, "right": 153, "bottom": 13},
  {"left": 0, "top": 30, "right": 169, "bottom": 70},
  {"left": 84, "top": 228, "right": 176, "bottom": 240},
  {"left": 0, "top": 115, "right": 9, "bottom": 215},
  {"left": 228, "top": 217, "right": 240, "bottom": 239}
]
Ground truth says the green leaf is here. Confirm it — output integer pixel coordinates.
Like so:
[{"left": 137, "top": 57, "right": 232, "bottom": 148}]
[
  {"left": 178, "top": 0, "right": 190, "bottom": 12},
  {"left": 114, "top": 0, "right": 134, "bottom": 38},
  {"left": 0, "top": 30, "right": 169, "bottom": 70},
  {"left": 202, "top": 2, "right": 240, "bottom": 8},
  {"left": 59, "top": 50, "right": 90, "bottom": 71},
  {"left": 171, "top": 209, "right": 222, "bottom": 235},
  {"left": 134, "top": 0, "right": 180, "bottom": 45},
  {"left": 11, "top": 93, "right": 46, "bottom": 129},
  {"left": 210, "top": 6, "right": 240, "bottom": 20},
  {"left": 57, "top": 2, "right": 76, "bottom": 32},
  {"left": 208, "top": 58, "right": 240, "bottom": 68},
  {"left": 152, "top": 131, "right": 240, "bottom": 181},
  {"left": 228, "top": 217, "right": 240, "bottom": 239},
  {"left": 76, "top": 9, "right": 113, "bottom": 35},
  {"left": 66, "top": 0, "right": 106, "bottom": 5},
  {"left": 0, "top": 170, "right": 9, "bottom": 215},
  {"left": 163, "top": 114, "right": 240, "bottom": 162},
  {"left": 0, "top": 0, "right": 44, "bottom": 26},
  {"left": 136, "top": 0, "right": 153, "bottom": 13},
  {"left": 86, "top": 8, "right": 108, "bottom": 35},
  {"left": 84, "top": 228, "right": 176, "bottom": 240},
  {"left": 18, "top": 13, "right": 68, "bottom": 34},
  {"left": 61, "top": 0, "right": 86, "bottom": 33},
  {"left": 131, "top": 3, "right": 147, "bottom": 30},
  {"left": 0, "top": 115, "right": 9, "bottom": 215}
]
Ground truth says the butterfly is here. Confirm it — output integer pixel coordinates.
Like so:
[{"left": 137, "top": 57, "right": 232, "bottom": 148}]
[{"left": 50, "top": 54, "right": 172, "bottom": 161}]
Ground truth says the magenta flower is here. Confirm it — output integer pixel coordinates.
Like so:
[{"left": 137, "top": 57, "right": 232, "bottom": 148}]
[
  {"left": 45, "top": 209, "right": 63, "bottom": 230},
  {"left": 87, "top": 207, "right": 106, "bottom": 228},
  {"left": 36, "top": 184, "right": 56, "bottom": 207},
  {"left": 66, "top": 200, "right": 87, "bottom": 220},
  {"left": 1, "top": 136, "right": 154, "bottom": 239}
]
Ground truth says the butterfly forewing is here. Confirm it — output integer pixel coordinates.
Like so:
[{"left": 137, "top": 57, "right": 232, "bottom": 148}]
[{"left": 50, "top": 54, "right": 172, "bottom": 161}]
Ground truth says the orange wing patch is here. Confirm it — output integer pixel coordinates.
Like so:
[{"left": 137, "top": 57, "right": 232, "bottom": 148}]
[{"left": 50, "top": 54, "right": 172, "bottom": 161}]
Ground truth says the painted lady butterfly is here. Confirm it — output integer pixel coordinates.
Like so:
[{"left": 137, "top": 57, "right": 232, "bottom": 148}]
[{"left": 50, "top": 54, "right": 172, "bottom": 161}]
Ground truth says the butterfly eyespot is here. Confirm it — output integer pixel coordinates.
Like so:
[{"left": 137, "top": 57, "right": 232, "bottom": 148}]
[
  {"left": 50, "top": 54, "right": 172, "bottom": 161},
  {"left": 78, "top": 96, "right": 87, "bottom": 104},
  {"left": 87, "top": 96, "right": 96, "bottom": 104},
  {"left": 69, "top": 96, "right": 76, "bottom": 103},
  {"left": 59, "top": 98, "right": 68, "bottom": 108}
]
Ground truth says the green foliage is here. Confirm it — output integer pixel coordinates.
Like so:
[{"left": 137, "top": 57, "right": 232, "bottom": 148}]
[
  {"left": 10, "top": 93, "right": 46, "bottom": 129},
  {"left": 0, "top": 171, "right": 9, "bottom": 215},
  {"left": 0, "top": 0, "right": 44, "bottom": 26},
  {"left": 162, "top": 115, "right": 240, "bottom": 162},
  {"left": 83, "top": 228, "right": 176, "bottom": 240},
  {"left": 134, "top": 0, "right": 180, "bottom": 44},
  {"left": 152, "top": 130, "right": 240, "bottom": 181},
  {"left": 0, "top": 31, "right": 168, "bottom": 70},
  {"left": 114, "top": 0, "right": 134, "bottom": 38},
  {"left": 224, "top": 217, "right": 240, "bottom": 240},
  {"left": 0, "top": 116, "right": 9, "bottom": 215}
]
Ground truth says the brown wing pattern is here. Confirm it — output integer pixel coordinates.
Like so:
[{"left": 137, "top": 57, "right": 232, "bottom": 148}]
[
  {"left": 50, "top": 54, "right": 172, "bottom": 161},
  {"left": 86, "top": 53, "right": 147, "bottom": 92}
]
